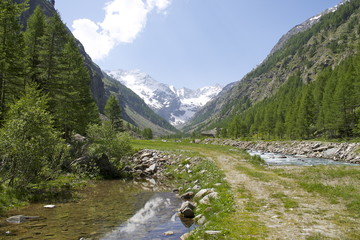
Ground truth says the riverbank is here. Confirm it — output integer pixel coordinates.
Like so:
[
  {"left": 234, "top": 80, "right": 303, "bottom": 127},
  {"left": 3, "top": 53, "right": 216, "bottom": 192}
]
[
  {"left": 198, "top": 139, "right": 360, "bottom": 163},
  {"left": 133, "top": 140, "right": 360, "bottom": 239}
]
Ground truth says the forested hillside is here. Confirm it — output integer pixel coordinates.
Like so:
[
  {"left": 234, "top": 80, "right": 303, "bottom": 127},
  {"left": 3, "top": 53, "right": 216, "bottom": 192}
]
[{"left": 185, "top": 0, "right": 360, "bottom": 140}]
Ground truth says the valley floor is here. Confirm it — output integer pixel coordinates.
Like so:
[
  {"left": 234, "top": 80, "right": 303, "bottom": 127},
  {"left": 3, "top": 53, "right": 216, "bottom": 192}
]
[{"left": 133, "top": 140, "right": 360, "bottom": 239}]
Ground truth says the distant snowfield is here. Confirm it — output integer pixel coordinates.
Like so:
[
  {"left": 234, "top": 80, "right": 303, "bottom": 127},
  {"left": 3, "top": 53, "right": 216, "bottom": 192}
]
[{"left": 106, "top": 69, "right": 223, "bottom": 127}]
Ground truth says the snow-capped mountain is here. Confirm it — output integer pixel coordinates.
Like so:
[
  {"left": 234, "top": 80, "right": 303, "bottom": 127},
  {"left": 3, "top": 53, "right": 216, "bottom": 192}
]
[{"left": 106, "top": 69, "right": 223, "bottom": 127}]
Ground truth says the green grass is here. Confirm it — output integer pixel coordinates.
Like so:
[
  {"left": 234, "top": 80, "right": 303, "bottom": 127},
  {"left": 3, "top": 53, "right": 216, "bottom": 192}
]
[
  {"left": 276, "top": 165, "right": 360, "bottom": 216},
  {"left": 235, "top": 154, "right": 274, "bottom": 182},
  {"left": 236, "top": 164, "right": 274, "bottom": 182},
  {"left": 271, "top": 192, "right": 299, "bottom": 209}
]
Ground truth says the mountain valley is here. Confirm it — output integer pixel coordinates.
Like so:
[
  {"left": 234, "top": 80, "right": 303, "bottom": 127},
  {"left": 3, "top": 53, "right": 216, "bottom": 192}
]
[{"left": 106, "top": 69, "right": 223, "bottom": 127}]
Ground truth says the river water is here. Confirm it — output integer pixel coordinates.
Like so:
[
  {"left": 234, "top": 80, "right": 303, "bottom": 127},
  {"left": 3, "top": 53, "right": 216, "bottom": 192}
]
[
  {"left": 0, "top": 180, "right": 195, "bottom": 240},
  {"left": 248, "top": 150, "right": 358, "bottom": 166}
]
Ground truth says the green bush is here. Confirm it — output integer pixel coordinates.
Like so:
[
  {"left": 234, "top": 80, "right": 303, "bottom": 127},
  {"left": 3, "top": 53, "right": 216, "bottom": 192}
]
[
  {"left": 87, "top": 121, "right": 133, "bottom": 169},
  {"left": 0, "top": 85, "right": 68, "bottom": 187}
]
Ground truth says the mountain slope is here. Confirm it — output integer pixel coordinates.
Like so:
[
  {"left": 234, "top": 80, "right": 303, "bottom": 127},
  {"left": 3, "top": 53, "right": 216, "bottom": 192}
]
[
  {"left": 184, "top": 0, "right": 360, "bottom": 133},
  {"left": 106, "top": 70, "right": 223, "bottom": 127},
  {"left": 102, "top": 72, "right": 177, "bottom": 136}
]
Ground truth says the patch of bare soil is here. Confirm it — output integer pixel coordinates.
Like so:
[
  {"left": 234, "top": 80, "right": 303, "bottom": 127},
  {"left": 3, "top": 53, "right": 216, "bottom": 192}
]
[{"left": 204, "top": 151, "right": 354, "bottom": 239}]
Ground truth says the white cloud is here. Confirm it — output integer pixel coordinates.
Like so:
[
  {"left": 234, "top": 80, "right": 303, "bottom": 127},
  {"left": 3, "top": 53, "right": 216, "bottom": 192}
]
[
  {"left": 71, "top": 0, "right": 171, "bottom": 61},
  {"left": 147, "top": 0, "right": 171, "bottom": 12}
]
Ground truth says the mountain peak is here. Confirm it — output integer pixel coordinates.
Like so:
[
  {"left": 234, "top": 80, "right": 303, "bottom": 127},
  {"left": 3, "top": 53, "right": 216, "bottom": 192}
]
[{"left": 106, "top": 69, "right": 223, "bottom": 127}]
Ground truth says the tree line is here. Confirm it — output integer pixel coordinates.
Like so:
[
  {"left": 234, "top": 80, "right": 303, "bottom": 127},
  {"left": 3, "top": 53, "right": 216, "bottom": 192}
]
[{"left": 225, "top": 51, "right": 360, "bottom": 140}]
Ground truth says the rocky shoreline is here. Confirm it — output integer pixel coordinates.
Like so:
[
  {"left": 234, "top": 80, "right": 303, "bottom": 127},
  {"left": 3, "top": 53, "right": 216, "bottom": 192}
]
[
  {"left": 126, "top": 149, "right": 223, "bottom": 239},
  {"left": 198, "top": 139, "right": 360, "bottom": 164}
]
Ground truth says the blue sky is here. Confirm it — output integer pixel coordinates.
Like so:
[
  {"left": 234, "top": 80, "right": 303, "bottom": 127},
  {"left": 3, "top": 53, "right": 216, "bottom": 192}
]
[{"left": 56, "top": 0, "right": 341, "bottom": 89}]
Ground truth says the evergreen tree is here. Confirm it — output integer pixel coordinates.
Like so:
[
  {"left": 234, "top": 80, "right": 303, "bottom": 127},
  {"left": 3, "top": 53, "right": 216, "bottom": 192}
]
[
  {"left": 55, "top": 37, "right": 99, "bottom": 137},
  {"left": 104, "top": 95, "right": 123, "bottom": 132},
  {"left": 313, "top": 68, "right": 332, "bottom": 133},
  {"left": 0, "top": 0, "right": 28, "bottom": 120},
  {"left": 229, "top": 116, "right": 241, "bottom": 139},
  {"left": 297, "top": 85, "right": 316, "bottom": 139},
  {"left": 285, "top": 95, "right": 301, "bottom": 139},
  {"left": 220, "top": 127, "right": 228, "bottom": 138},
  {"left": 333, "top": 59, "right": 359, "bottom": 137},
  {"left": 39, "top": 12, "right": 68, "bottom": 93},
  {"left": 24, "top": 6, "right": 46, "bottom": 85},
  {"left": 142, "top": 128, "right": 153, "bottom": 139},
  {"left": 262, "top": 106, "right": 276, "bottom": 139}
]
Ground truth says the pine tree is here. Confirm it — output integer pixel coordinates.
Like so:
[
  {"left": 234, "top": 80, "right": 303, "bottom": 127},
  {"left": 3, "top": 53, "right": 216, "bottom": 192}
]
[
  {"left": 142, "top": 128, "right": 153, "bottom": 139},
  {"left": 0, "top": 0, "right": 28, "bottom": 120},
  {"left": 229, "top": 116, "right": 241, "bottom": 139},
  {"left": 262, "top": 106, "right": 276, "bottom": 139},
  {"left": 55, "top": 37, "right": 99, "bottom": 137},
  {"left": 104, "top": 95, "right": 123, "bottom": 132},
  {"left": 333, "top": 59, "right": 359, "bottom": 137},
  {"left": 297, "top": 85, "right": 316, "bottom": 139},
  {"left": 313, "top": 68, "right": 332, "bottom": 133},
  {"left": 24, "top": 6, "right": 46, "bottom": 85},
  {"left": 39, "top": 12, "right": 68, "bottom": 93}
]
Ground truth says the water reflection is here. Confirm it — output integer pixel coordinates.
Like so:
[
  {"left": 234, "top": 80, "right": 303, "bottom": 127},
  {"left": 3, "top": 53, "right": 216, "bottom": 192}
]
[
  {"left": 101, "top": 192, "right": 194, "bottom": 240},
  {"left": 248, "top": 150, "right": 358, "bottom": 166}
]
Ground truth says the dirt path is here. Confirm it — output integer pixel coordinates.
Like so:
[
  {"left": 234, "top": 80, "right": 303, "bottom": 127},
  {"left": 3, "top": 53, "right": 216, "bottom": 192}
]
[{"left": 199, "top": 149, "right": 351, "bottom": 240}]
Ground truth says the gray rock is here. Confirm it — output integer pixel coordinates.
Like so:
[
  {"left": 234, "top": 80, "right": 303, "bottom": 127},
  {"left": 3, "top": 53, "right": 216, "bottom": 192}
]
[
  {"left": 194, "top": 189, "right": 209, "bottom": 200},
  {"left": 145, "top": 163, "right": 157, "bottom": 173},
  {"left": 164, "top": 231, "right": 174, "bottom": 236},
  {"left": 6, "top": 215, "right": 40, "bottom": 224},
  {"left": 205, "top": 230, "right": 222, "bottom": 235},
  {"left": 179, "top": 201, "right": 196, "bottom": 211},
  {"left": 181, "top": 191, "right": 194, "bottom": 200},
  {"left": 180, "top": 232, "right": 191, "bottom": 240},
  {"left": 199, "top": 192, "right": 219, "bottom": 205},
  {"left": 323, "top": 147, "right": 339, "bottom": 158}
]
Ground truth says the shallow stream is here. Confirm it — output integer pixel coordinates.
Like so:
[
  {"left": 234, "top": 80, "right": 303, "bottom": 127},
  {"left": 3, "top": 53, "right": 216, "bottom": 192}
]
[
  {"left": 0, "top": 180, "right": 194, "bottom": 240},
  {"left": 248, "top": 150, "right": 358, "bottom": 166}
]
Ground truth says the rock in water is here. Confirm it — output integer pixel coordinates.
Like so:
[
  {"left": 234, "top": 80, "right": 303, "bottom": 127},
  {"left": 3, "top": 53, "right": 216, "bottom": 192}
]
[
  {"left": 164, "top": 231, "right": 174, "bottom": 236},
  {"left": 6, "top": 215, "right": 40, "bottom": 224},
  {"left": 44, "top": 205, "right": 56, "bottom": 208},
  {"left": 179, "top": 201, "right": 196, "bottom": 218}
]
